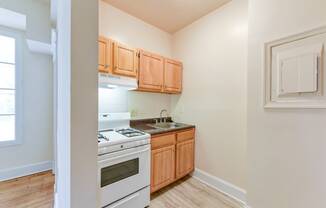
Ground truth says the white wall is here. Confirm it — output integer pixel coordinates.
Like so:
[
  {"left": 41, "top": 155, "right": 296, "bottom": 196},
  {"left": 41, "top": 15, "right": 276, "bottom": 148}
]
[
  {"left": 99, "top": 2, "right": 173, "bottom": 119},
  {"left": 0, "top": 0, "right": 53, "bottom": 172},
  {"left": 55, "top": 0, "right": 98, "bottom": 207},
  {"left": 247, "top": 0, "right": 326, "bottom": 207},
  {"left": 171, "top": 0, "right": 247, "bottom": 189}
]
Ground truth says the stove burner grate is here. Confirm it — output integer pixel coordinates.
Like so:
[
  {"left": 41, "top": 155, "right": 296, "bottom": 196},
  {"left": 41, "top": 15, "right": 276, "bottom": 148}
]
[{"left": 116, "top": 128, "right": 145, "bottom": 137}]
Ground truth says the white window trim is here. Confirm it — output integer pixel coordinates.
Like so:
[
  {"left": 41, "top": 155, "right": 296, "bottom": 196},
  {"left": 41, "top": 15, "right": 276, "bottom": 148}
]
[{"left": 0, "top": 27, "right": 23, "bottom": 147}]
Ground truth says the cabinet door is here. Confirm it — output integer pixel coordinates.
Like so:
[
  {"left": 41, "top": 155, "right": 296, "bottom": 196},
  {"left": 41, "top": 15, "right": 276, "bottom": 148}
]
[
  {"left": 176, "top": 139, "right": 194, "bottom": 179},
  {"left": 138, "top": 50, "right": 164, "bottom": 92},
  {"left": 164, "top": 58, "right": 183, "bottom": 93},
  {"left": 113, "top": 42, "right": 138, "bottom": 77},
  {"left": 151, "top": 145, "right": 175, "bottom": 193},
  {"left": 98, "top": 37, "right": 112, "bottom": 73}
]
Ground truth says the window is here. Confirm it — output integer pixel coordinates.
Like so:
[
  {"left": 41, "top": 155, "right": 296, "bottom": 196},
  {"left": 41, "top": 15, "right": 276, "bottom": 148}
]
[{"left": 0, "top": 32, "right": 22, "bottom": 146}]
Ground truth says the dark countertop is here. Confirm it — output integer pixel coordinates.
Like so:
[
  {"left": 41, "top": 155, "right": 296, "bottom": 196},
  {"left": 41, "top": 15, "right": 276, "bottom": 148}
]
[{"left": 131, "top": 117, "right": 195, "bottom": 136}]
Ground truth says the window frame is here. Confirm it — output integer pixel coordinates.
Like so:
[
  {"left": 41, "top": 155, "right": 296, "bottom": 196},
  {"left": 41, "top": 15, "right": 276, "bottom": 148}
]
[{"left": 0, "top": 27, "right": 23, "bottom": 147}]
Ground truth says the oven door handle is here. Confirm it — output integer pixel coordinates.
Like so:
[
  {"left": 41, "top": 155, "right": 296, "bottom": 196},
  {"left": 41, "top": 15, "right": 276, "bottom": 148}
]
[
  {"left": 107, "top": 192, "right": 140, "bottom": 208},
  {"left": 100, "top": 147, "right": 150, "bottom": 163}
]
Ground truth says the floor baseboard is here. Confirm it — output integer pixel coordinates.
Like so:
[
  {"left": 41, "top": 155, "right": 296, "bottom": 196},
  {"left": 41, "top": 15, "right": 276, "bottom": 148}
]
[
  {"left": 191, "top": 168, "right": 247, "bottom": 206},
  {"left": 0, "top": 161, "right": 53, "bottom": 182}
]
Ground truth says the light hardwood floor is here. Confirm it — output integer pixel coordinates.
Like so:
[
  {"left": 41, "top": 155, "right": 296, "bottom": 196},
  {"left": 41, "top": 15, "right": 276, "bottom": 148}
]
[
  {"left": 0, "top": 172, "right": 243, "bottom": 208},
  {"left": 0, "top": 171, "right": 54, "bottom": 208},
  {"left": 150, "top": 176, "right": 243, "bottom": 208}
]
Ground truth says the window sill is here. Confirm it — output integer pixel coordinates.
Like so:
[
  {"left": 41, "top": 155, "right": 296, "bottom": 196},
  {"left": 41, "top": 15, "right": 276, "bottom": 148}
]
[{"left": 0, "top": 139, "right": 22, "bottom": 148}]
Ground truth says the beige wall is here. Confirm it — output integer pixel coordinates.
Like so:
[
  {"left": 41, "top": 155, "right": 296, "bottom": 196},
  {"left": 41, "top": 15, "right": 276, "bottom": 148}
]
[
  {"left": 99, "top": 1, "right": 173, "bottom": 119},
  {"left": 171, "top": 0, "right": 248, "bottom": 189},
  {"left": 70, "top": 0, "right": 99, "bottom": 206},
  {"left": 247, "top": 0, "right": 326, "bottom": 207},
  {"left": 0, "top": 0, "right": 53, "bottom": 171}
]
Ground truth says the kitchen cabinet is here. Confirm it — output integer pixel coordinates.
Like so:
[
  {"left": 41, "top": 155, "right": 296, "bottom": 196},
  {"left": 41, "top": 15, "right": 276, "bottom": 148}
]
[
  {"left": 138, "top": 50, "right": 164, "bottom": 92},
  {"left": 98, "top": 37, "right": 112, "bottom": 73},
  {"left": 176, "top": 140, "right": 194, "bottom": 179},
  {"left": 151, "top": 145, "right": 176, "bottom": 193},
  {"left": 98, "top": 36, "right": 183, "bottom": 91},
  {"left": 138, "top": 54, "right": 183, "bottom": 94},
  {"left": 150, "top": 128, "right": 195, "bottom": 193},
  {"left": 98, "top": 37, "right": 138, "bottom": 78},
  {"left": 163, "top": 58, "right": 183, "bottom": 93},
  {"left": 113, "top": 42, "right": 138, "bottom": 77},
  {"left": 176, "top": 128, "right": 195, "bottom": 179}
]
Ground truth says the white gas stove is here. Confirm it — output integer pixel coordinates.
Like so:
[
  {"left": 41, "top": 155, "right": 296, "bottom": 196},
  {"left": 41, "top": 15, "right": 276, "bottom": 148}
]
[
  {"left": 98, "top": 112, "right": 150, "bottom": 208},
  {"left": 98, "top": 128, "right": 150, "bottom": 155}
]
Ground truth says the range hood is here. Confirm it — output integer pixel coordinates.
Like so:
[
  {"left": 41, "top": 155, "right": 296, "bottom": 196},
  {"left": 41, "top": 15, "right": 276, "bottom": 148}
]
[{"left": 99, "top": 73, "right": 138, "bottom": 90}]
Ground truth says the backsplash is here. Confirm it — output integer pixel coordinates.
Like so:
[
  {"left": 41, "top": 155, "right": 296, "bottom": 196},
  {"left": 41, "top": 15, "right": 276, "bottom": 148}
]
[
  {"left": 99, "top": 88, "right": 172, "bottom": 119},
  {"left": 99, "top": 88, "right": 128, "bottom": 113}
]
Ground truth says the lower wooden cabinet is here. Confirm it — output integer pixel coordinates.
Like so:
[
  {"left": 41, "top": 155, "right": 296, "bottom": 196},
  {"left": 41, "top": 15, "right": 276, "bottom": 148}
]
[
  {"left": 151, "top": 145, "right": 175, "bottom": 193},
  {"left": 176, "top": 139, "right": 195, "bottom": 179},
  {"left": 150, "top": 128, "right": 195, "bottom": 193}
]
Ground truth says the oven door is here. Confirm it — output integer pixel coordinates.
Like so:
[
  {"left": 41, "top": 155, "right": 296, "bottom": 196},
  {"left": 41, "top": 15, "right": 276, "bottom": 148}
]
[{"left": 98, "top": 144, "right": 150, "bottom": 207}]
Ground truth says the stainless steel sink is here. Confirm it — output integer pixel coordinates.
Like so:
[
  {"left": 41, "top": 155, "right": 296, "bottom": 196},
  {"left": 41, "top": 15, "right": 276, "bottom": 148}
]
[{"left": 148, "top": 122, "right": 182, "bottom": 129}]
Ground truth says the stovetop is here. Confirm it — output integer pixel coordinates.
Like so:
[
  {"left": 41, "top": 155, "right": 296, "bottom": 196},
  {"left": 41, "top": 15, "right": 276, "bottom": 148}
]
[
  {"left": 98, "top": 127, "right": 150, "bottom": 155},
  {"left": 98, "top": 128, "right": 149, "bottom": 145}
]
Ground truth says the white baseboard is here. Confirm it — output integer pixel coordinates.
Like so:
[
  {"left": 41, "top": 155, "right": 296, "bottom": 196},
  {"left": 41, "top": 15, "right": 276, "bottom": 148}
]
[
  {"left": 192, "top": 168, "right": 247, "bottom": 206},
  {"left": 0, "top": 160, "right": 53, "bottom": 182},
  {"left": 54, "top": 192, "right": 59, "bottom": 208}
]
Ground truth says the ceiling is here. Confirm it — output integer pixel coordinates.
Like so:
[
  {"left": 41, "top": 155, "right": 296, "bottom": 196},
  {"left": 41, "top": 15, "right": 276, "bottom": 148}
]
[{"left": 102, "top": 0, "right": 231, "bottom": 34}]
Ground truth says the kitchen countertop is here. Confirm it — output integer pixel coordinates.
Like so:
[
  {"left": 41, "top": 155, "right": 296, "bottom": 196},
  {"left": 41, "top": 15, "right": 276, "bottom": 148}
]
[{"left": 131, "top": 117, "right": 195, "bottom": 136}]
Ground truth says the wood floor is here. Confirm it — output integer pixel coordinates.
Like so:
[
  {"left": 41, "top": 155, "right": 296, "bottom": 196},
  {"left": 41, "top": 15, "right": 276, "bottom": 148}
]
[
  {"left": 0, "top": 172, "right": 243, "bottom": 208},
  {"left": 150, "top": 176, "right": 243, "bottom": 208},
  {"left": 0, "top": 171, "right": 54, "bottom": 208}
]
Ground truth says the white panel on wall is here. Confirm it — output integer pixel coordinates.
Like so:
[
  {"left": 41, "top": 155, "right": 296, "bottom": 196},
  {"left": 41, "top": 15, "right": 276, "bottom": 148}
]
[
  {"left": 264, "top": 26, "right": 326, "bottom": 108},
  {"left": 279, "top": 53, "right": 318, "bottom": 94}
]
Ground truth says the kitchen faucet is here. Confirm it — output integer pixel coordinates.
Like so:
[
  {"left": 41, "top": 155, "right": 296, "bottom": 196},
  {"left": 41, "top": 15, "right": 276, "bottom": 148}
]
[{"left": 159, "top": 109, "right": 168, "bottom": 123}]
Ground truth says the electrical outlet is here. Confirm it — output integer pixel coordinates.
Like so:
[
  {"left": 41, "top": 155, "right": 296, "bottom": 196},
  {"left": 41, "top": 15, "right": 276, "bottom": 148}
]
[{"left": 130, "top": 109, "right": 138, "bottom": 118}]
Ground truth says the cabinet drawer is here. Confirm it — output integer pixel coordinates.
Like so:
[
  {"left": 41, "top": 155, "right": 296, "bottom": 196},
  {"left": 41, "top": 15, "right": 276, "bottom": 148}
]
[
  {"left": 177, "top": 128, "right": 195, "bottom": 143},
  {"left": 151, "top": 134, "right": 176, "bottom": 150}
]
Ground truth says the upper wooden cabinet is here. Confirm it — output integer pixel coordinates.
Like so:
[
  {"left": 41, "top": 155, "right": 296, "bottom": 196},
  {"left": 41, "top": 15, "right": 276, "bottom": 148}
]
[
  {"left": 98, "top": 37, "right": 138, "bottom": 78},
  {"left": 113, "top": 42, "right": 138, "bottom": 78},
  {"left": 98, "top": 36, "right": 183, "bottom": 91},
  {"left": 138, "top": 50, "right": 183, "bottom": 94},
  {"left": 138, "top": 50, "right": 164, "bottom": 92},
  {"left": 163, "top": 58, "right": 183, "bottom": 93},
  {"left": 98, "top": 37, "right": 112, "bottom": 73}
]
